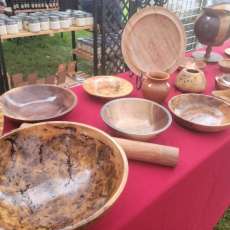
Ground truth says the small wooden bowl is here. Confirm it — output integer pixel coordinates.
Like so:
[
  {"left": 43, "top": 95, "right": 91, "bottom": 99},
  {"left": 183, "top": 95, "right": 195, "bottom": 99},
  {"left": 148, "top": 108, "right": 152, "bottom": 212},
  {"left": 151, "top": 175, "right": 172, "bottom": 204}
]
[
  {"left": 168, "top": 94, "right": 230, "bottom": 132},
  {"left": 83, "top": 76, "right": 133, "bottom": 99},
  {"left": 0, "top": 84, "right": 77, "bottom": 122},
  {"left": 0, "top": 122, "right": 128, "bottom": 229},
  {"left": 219, "top": 59, "right": 230, "bottom": 73},
  {"left": 101, "top": 98, "right": 172, "bottom": 141},
  {"left": 215, "top": 74, "right": 230, "bottom": 90},
  {"left": 178, "top": 57, "right": 206, "bottom": 70}
]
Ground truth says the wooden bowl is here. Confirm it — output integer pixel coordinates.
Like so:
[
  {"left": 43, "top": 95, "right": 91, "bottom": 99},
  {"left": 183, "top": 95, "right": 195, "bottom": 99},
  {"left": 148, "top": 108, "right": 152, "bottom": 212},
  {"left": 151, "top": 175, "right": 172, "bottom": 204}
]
[
  {"left": 178, "top": 57, "right": 206, "bottom": 70},
  {"left": 212, "top": 89, "right": 230, "bottom": 103},
  {"left": 101, "top": 98, "right": 172, "bottom": 141},
  {"left": 215, "top": 74, "right": 230, "bottom": 90},
  {"left": 0, "top": 85, "right": 77, "bottom": 122},
  {"left": 83, "top": 76, "right": 133, "bottom": 99},
  {"left": 219, "top": 59, "right": 230, "bottom": 73},
  {"left": 0, "top": 122, "right": 128, "bottom": 230},
  {"left": 168, "top": 94, "right": 230, "bottom": 132}
]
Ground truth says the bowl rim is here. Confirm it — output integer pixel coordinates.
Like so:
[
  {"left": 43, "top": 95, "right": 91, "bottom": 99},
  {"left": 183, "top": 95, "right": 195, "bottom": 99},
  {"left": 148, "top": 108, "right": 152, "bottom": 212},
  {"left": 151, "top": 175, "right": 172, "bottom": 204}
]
[
  {"left": 0, "top": 84, "right": 78, "bottom": 122},
  {"left": 100, "top": 97, "right": 173, "bottom": 137},
  {"left": 168, "top": 93, "right": 230, "bottom": 128},
  {"left": 0, "top": 121, "right": 129, "bottom": 230},
  {"left": 83, "top": 75, "right": 134, "bottom": 99}
]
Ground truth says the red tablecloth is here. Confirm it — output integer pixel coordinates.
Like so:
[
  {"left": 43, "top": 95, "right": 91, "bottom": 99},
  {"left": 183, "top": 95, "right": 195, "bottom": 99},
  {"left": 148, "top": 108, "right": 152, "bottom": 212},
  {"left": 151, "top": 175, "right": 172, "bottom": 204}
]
[{"left": 4, "top": 41, "right": 230, "bottom": 230}]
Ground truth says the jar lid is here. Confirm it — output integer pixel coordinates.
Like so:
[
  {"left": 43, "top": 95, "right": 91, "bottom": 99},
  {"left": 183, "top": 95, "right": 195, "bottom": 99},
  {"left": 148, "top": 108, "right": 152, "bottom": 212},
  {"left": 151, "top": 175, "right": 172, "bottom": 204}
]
[
  {"left": 11, "top": 16, "right": 22, "bottom": 22},
  {"left": 29, "top": 17, "right": 40, "bottom": 23},
  {"left": 39, "top": 16, "right": 49, "bottom": 22},
  {"left": 74, "top": 13, "right": 85, "bottom": 18},
  {"left": 0, "top": 20, "right": 5, "bottom": 26},
  {"left": 0, "top": 14, "right": 8, "bottom": 18},
  {"left": 60, "top": 15, "right": 70, "bottom": 20},
  {"left": 6, "top": 19, "right": 18, "bottom": 25},
  {"left": 49, "top": 16, "right": 59, "bottom": 21},
  {"left": 85, "top": 13, "right": 93, "bottom": 17}
]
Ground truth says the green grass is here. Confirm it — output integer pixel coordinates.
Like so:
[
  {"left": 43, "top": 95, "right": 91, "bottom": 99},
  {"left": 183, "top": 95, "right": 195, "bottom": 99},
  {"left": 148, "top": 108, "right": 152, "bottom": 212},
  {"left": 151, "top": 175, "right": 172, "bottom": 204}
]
[
  {"left": 216, "top": 209, "right": 230, "bottom": 230},
  {"left": 3, "top": 30, "right": 91, "bottom": 78},
  {"left": 2, "top": 30, "right": 230, "bottom": 230}
]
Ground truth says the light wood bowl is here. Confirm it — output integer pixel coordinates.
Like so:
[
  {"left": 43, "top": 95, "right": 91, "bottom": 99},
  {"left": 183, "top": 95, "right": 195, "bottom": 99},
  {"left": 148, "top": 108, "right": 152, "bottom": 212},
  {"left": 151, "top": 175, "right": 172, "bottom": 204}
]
[
  {"left": 0, "top": 85, "right": 77, "bottom": 122},
  {"left": 83, "top": 76, "right": 133, "bottom": 99},
  {"left": 101, "top": 98, "right": 172, "bottom": 141},
  {"left": 168, "top": 94, "right": 230, "bottom": 132},
  {"left": 0, "top": 122, "right": 128, "bottom": 230},
  {"left": 219, "top": 59, "right": 230, "bottom": 73},
  {"left": 215, "top": 74, "right": 230, "bottom": 90}
]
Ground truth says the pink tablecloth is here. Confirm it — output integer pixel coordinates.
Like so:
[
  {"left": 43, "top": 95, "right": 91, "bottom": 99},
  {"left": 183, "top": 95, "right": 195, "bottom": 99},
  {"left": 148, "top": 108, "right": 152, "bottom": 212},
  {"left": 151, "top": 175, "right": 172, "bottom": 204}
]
[{"left": 4, "top": 41, "right": 230, "bottom": 230}]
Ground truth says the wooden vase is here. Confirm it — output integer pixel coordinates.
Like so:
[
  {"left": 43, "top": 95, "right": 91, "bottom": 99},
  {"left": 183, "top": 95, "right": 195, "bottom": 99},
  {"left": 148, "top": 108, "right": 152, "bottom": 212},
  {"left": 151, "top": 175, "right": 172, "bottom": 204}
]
[{"left": 142, "top": 72, "right": 170, "bottom": 103}]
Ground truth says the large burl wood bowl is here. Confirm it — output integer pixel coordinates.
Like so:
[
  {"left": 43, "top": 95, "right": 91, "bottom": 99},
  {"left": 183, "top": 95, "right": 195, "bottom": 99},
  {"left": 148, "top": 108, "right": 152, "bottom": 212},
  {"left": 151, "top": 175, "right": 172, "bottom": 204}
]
[
  {"left": 0, "top": 122, "right": 128, "bottom": 230},
  {"left": 101, "top": 98, "right": 172, "bottom": 141},
  {"left": 168, "top": 94, "right": 230, "bottom": 132},
  {"left": 0, "top": 85, "right": 77, "bottom": 122}
]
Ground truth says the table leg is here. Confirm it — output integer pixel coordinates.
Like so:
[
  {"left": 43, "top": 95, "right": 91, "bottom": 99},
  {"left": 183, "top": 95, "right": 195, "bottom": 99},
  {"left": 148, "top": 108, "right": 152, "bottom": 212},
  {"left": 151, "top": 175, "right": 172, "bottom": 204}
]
[
  {"left": 71, "top": 31, "right": 77, "bottom": 61},
  {"left": 0, "top": 40, "right": 9, "bottom": 93}
]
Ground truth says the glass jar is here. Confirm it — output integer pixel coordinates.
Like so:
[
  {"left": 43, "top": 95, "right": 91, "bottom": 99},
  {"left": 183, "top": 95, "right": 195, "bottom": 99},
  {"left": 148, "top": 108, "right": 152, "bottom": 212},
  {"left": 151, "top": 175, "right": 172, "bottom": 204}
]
[
  {"left": 11, "top": 16, "right": 23, "bottom": 31},
  {"left": 39, "top": 16, "right": 49, "bottom": 31},
  {"left": 6, "top": 19, "right": 19, "bottom": 34},
  {"left": 49, "top": 16, "right": 60, "bottom": 30},
  {"left": 84, "top": 13, "right": 94, "bottom": 26},
  {"left": 0, "top": 20, "right": 7, "bottom": 35},
  {"left": 75, "top": 14, "right": 86, "bottom": 27},
  {"left": 29, "top": 17, "right": 41, "bottom": 33},
  {"left": 23, "top": 16, "right": 31, "bottom": 30},
  {"left": 60, "top": 15, "right": 71, "bottom": 29}
]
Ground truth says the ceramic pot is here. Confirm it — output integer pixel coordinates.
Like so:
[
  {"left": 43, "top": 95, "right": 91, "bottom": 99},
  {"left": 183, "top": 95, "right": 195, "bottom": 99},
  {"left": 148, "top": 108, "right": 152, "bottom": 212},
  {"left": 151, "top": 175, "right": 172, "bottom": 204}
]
[
  {"left": 142, "top": 72, "right": 170, "bottom": 103},
  {"left": 175, "top": 68, "right": 207, "bottom": 93}
]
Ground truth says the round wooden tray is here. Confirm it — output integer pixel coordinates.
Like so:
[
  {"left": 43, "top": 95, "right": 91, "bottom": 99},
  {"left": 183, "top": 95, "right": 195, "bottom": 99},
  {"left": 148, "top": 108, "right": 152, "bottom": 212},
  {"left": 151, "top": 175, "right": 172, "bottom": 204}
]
[{"left": 122, "top": 7, "right": 185, "bottom": 76}]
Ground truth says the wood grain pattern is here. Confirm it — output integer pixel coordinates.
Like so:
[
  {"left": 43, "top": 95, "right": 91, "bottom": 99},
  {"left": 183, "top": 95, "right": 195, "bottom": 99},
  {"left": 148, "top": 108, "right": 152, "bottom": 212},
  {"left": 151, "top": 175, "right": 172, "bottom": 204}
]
[
  {"left": 1, "top": 85, "right": 77, "bottom": 122},
  {"left": 122, "top": 7, "right": 185, "bottom": 76},
  {"left": 0, "top": 122, "right": 128, "bottom": 230},
  {"left": 101, "top": 98, "right": 172, "bottom": 141},
  {"left": 83, "top": 76, "right": 133, "bottom": 99},
  {"left": 168, "top": 94, "right": 230, "bottom": 132},
  {"left": 212, "top": 89, "right": 230, "bottom": 103}
]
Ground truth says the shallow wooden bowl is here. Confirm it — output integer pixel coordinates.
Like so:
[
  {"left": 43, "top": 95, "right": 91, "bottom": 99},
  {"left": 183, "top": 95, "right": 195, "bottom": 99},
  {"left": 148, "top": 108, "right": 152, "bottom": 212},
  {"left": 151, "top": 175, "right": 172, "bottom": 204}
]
[
  {"left": 215, "top": 74, "right": 230, "bottom": 90},
  {"left": 212, "top": 89, "right": 230, "bottom": 103},
  {"left": 0, "top": 85, "right": 77, "bottom": 122},
  {"left": 178, "top": 57, "right": 206, "bottom": 70},
  {"left": 101, "top": 98, "right": 172, "bottom": 141},
  {"left": 0, "top": 122, "right": 128, "bottom": 230},
  {"left": 219, "top": 59, "right": 230, "bottom": 73},
  {"left": 168, "top": 94, "right": 230, "bottom": 132},
  {"left": 83, "top": 76, "right": 133, "bottom": 99}
]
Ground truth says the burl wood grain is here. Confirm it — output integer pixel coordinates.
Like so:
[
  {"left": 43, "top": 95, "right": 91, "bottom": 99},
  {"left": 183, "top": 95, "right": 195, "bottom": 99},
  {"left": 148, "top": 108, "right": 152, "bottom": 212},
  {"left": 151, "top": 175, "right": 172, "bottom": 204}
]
[
  {"left": 168, "top": 94, "right": 230, "bottom": 132},
  {"left": 0, "top": 122, "right": 128, "bottom": 230}
]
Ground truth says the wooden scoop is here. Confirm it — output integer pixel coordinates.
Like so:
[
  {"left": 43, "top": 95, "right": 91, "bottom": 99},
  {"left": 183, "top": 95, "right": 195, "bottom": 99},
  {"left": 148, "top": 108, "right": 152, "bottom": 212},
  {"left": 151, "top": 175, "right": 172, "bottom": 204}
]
[
  {"left": 114, "top": 137, "right": 179, "bottom": 167},
  {"left": 18, "top": 123, "right": 179, "bottom": 167}
]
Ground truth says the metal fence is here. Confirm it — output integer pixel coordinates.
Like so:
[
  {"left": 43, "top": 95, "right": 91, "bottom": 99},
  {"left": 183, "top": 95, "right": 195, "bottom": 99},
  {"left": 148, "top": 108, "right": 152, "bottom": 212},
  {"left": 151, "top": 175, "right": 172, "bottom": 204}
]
[{"left": 94, "top": 0, "right": 206, "bottom": 75}]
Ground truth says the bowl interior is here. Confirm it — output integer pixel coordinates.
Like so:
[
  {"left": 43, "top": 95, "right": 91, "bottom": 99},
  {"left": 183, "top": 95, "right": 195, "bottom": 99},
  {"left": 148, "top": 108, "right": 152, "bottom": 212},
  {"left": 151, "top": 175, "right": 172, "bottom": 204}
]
[
  {"left": 102, "top": 99, "right": 171, "bottom": 135},
  {"left": 83, "top": 76, "right": 133, "bottom": 98},
  {"left": 169, "top": 94, "right": 230, "bottom": 126},
  {"left": 0, "top": 123, "right": 127, "bottom": 230},
  {"left": 1, "top": 85, "right": 76, "bottom": 121}
]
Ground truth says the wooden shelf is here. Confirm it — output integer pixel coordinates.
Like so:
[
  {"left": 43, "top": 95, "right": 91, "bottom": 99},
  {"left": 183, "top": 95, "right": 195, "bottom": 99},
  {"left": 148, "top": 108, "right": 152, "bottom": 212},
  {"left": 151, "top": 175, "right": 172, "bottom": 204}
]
[
  {"left": 0, "top": 25, "right": 93, "bottom": 41},
  {"left": 14, "top": 8, "right": 59, "bottom": 14}
]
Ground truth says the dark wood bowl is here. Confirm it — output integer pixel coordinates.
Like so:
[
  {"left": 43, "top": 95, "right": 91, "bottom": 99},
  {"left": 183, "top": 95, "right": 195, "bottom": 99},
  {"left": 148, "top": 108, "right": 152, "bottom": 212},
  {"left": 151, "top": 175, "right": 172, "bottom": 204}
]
[
  {"left": 0, "top": 85, "right": 77, "bottom": 122},
  {"left": 0, "top": 122, "right": 128, "bottom": 230},
  {"left": 168, "top": 94, "right": 230, "bottom": 132}
]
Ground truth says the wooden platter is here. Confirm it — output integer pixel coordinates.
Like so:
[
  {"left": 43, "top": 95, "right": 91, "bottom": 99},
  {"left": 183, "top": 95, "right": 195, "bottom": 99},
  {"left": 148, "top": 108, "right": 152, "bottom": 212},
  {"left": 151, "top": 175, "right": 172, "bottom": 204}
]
[
  {"left": 122, "top": 7, "right": 185, "bottom": 76},
  {"left": 83, "top": 76, "right": 133, "bottom": 99}
]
